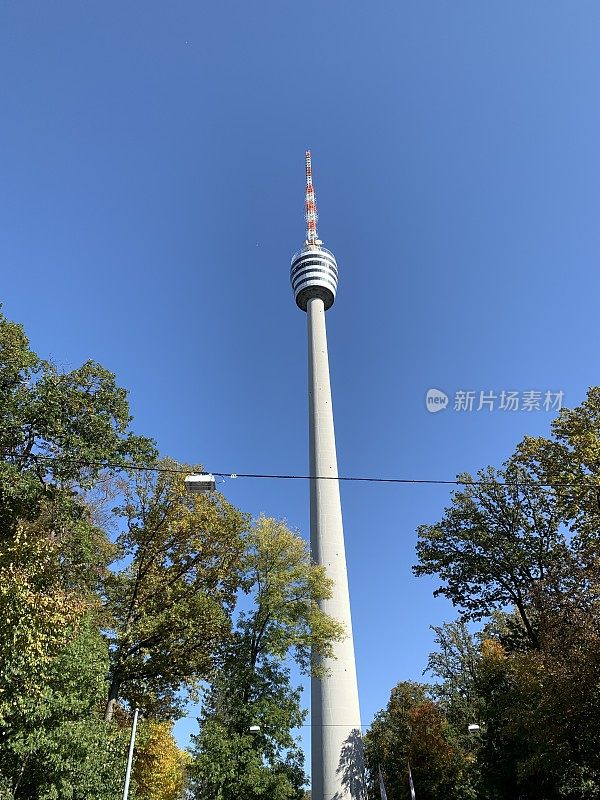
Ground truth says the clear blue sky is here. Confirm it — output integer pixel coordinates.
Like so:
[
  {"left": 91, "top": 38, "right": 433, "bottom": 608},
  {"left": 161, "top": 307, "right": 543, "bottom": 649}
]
[{"left": 2, "top": 0, "right": 600, "bottom": 771}]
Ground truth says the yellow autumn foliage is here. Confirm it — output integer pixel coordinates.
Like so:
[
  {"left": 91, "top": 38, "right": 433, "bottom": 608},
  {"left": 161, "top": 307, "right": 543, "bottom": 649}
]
[
  {"left": 133, "top": 720, "right": 190, "bottom": 800},
  {"left": 479, "top": 637, "right": 505, "bottom": 662}
]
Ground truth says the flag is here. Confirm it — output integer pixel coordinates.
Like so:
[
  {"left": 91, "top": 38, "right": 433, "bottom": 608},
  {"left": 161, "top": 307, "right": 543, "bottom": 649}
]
[
  {"left": 378, "top": 766, "right": 388, "bottom": 800},
  {"left": 408, "top": 761, "right": 416, "bottom": 800}
]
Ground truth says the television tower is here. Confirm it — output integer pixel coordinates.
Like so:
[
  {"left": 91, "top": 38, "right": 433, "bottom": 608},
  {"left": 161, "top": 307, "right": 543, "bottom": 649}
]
[{"left": 290, "top": 151, "right": 364, "bottom": 800}]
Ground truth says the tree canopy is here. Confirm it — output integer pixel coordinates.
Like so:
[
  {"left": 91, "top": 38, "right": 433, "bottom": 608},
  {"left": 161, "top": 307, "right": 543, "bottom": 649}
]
[
  {"left": 104, "top": 463, "right": 249, "bottom": 720},
  {"left": 188, "top": 517, "right": 345, "bottom": 800},
  {"left": 407, "top": 387, "right": 600, "bottom": 798},
  {"left": 414, "top": 461, "right": 568, "bottom": 646},
  {"left": 364, "top": 681, "right": 471, "bottom": 800}
]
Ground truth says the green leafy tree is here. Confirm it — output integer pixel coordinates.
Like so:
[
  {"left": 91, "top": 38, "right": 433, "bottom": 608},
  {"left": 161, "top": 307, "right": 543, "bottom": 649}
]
[
  {"left": 412, "top": 390, "right": 600, "bottom": 798},
  {"left": 104, "top": 462, "right": 250, "bottom": 721},
  {"left": 188, "top": 516, "right": 345, "bottom": 800},
  {"left": 0, "top": 309, "right": 155, "bottom": 533},
  {"left": 189, "top": 662, "right": 306, "bottom": 800},
  {"left": 426, "top": 621, "right": 484, "bottom": 746},
  {"left": 469, "top": 636, "right": 561, "bottom": 800},
  {"left": 0, "top": 308, "right": 154, "bottom": 797},
  {"left": 413, "top": 462, "right": 568, "bottom": 647},
  {"left": 237, "top": 516, "right": 345, "bottom": 675},
  {"left": 0, "top": 617, "right": 131, "bottom": 800},
  {"left": 516, "top": 386, "right": 600, "bottom": 541}
]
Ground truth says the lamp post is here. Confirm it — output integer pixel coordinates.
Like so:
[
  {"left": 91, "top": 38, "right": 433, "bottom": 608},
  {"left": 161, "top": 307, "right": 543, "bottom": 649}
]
[{"left": 122, "top": 708, "right": 139, "bottom": 800}]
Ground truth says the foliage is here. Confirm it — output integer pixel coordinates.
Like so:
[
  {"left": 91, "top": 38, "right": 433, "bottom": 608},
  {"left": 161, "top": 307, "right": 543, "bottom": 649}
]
[
  {"left": 188, "top": 517, "right": 344, "bottom": 800},
  {"left": 364, "top": 682, "right": 472, "bottom": 800},
  {"left": 0, "top": 496, "right": 125, "bottom": 799},
  {"left": 0, "top": 307, "right": 154, "bottom": 796},
  {"left": 426, "top": 620, "right": 483, "bottom": 740},
  {"left": 188, "top": 666, "right": 306, "bottom": 800},
  {"left": 104, "top": 462, "right": 250, "bottom": 720},
  {"left": 0, "top": 308, "right": 156, "bottom": 533},
  {"left": 0, "top": 519, "right": 87, "bottom": 725},
  {"left": 516, "top": 386, "right": 600, "bottom": 540},
  {"left": 413, "top": 461, "right": 568, "bottom": 646},
  {"left": 134, "top": 720, "right": 190, "bottom": 800},
  {"left": 472, "top": 598, "right": 600, "bottom": 798},
  {"left": 0, "top": 617, "right": 131, "bottom": 799},
  {"left": 238, "top": 516, "right": 345, "bottom": 676},
  {"left": 411, "top": 389, "right": 600, "bottom": 798}
]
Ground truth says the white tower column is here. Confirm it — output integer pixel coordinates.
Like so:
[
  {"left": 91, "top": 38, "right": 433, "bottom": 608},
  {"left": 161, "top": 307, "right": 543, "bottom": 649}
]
[{"left": 307, "top": 296, "right": 363, "bottom": 800}]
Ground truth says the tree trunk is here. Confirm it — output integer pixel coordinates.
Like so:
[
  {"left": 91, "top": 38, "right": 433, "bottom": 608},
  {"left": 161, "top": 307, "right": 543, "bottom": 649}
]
[
  {"left": 104, "top": 672, "right": 121, "bottom": 722},
  {"left": 515, "top": 598, "right": 539, "bottom": 648}
]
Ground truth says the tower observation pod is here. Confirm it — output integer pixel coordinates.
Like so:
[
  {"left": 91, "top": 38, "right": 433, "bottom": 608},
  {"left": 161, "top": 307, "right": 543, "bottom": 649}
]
[{"left": 290, "top": 151, "right": 365, "bottom": 800}]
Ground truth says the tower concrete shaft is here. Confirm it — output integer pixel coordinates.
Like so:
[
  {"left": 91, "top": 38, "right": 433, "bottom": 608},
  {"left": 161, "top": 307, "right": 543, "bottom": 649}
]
[{"left": 307, "top": 296, "right": 363, "bottom": 800}]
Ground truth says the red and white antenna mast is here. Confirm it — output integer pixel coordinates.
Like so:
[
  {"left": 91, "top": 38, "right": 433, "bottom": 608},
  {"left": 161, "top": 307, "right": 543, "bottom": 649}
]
[{"left": 305, "top": 150, "right": 320, "bottom": 246}]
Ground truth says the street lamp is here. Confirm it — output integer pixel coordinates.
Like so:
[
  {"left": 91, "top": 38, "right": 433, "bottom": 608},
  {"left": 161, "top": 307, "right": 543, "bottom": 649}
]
[{"left": 184, "top": 473, "right": 216, "bottom": 493}]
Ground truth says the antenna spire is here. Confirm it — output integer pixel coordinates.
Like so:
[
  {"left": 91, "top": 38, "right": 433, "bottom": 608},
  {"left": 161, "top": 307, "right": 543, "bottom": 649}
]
[{"left": 305, "top": 150, "right": 319, "bottom": 245}]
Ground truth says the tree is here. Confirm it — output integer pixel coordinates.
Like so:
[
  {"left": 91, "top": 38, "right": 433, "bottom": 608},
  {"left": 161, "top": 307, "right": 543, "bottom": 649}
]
[
  {"left": 516, "top": 386, "right": 600, "bottom": 541},
  {"left": 413, "top": 462, "right": 568, "bottom": 647},
  {"left": 0, "top": 308, "right": 154, "bottom": 702},
  {"left": 0, "top": 616, "right": 131, "bottom": 800},
  {"left": 364, "top": 682, "right": 469, "bottom": 800},
  {"left": 134, "top": 721, "right": 190, "bottom": 800},
  {"left": 236, "top": 516, "right": 345, "bottom": 676},
  {"left": 188, "top": 664, "right": 306, "bottom": 800},
  {"left": 412, "top": 390, "right": 600, "bottom": 798},
  {"left": 0, "top": 308, "right": 155, "bottom": 534},
  {"left": 188, "top": 517, "right": 345, "bottom": 800},
  {"left": 0, "top": 308, "right": 155, "bottom": 796},
  {"left": 468, "top": 635, "right": 571, "bottom": 800},
  {"left": 0, "top": 515, "right": 89, "bottom": 730},
  {"left": 104, "top": 462, "right": 250, "bottom": 721},
  {"left": 478, "top": 592, "right": 600, "bottom": 798},
  {"left": 426, "top": 621, "right": 483, "bottom": 738},
  {"left": 416, "top": 593, "right": 600, "bottom": 800}
]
